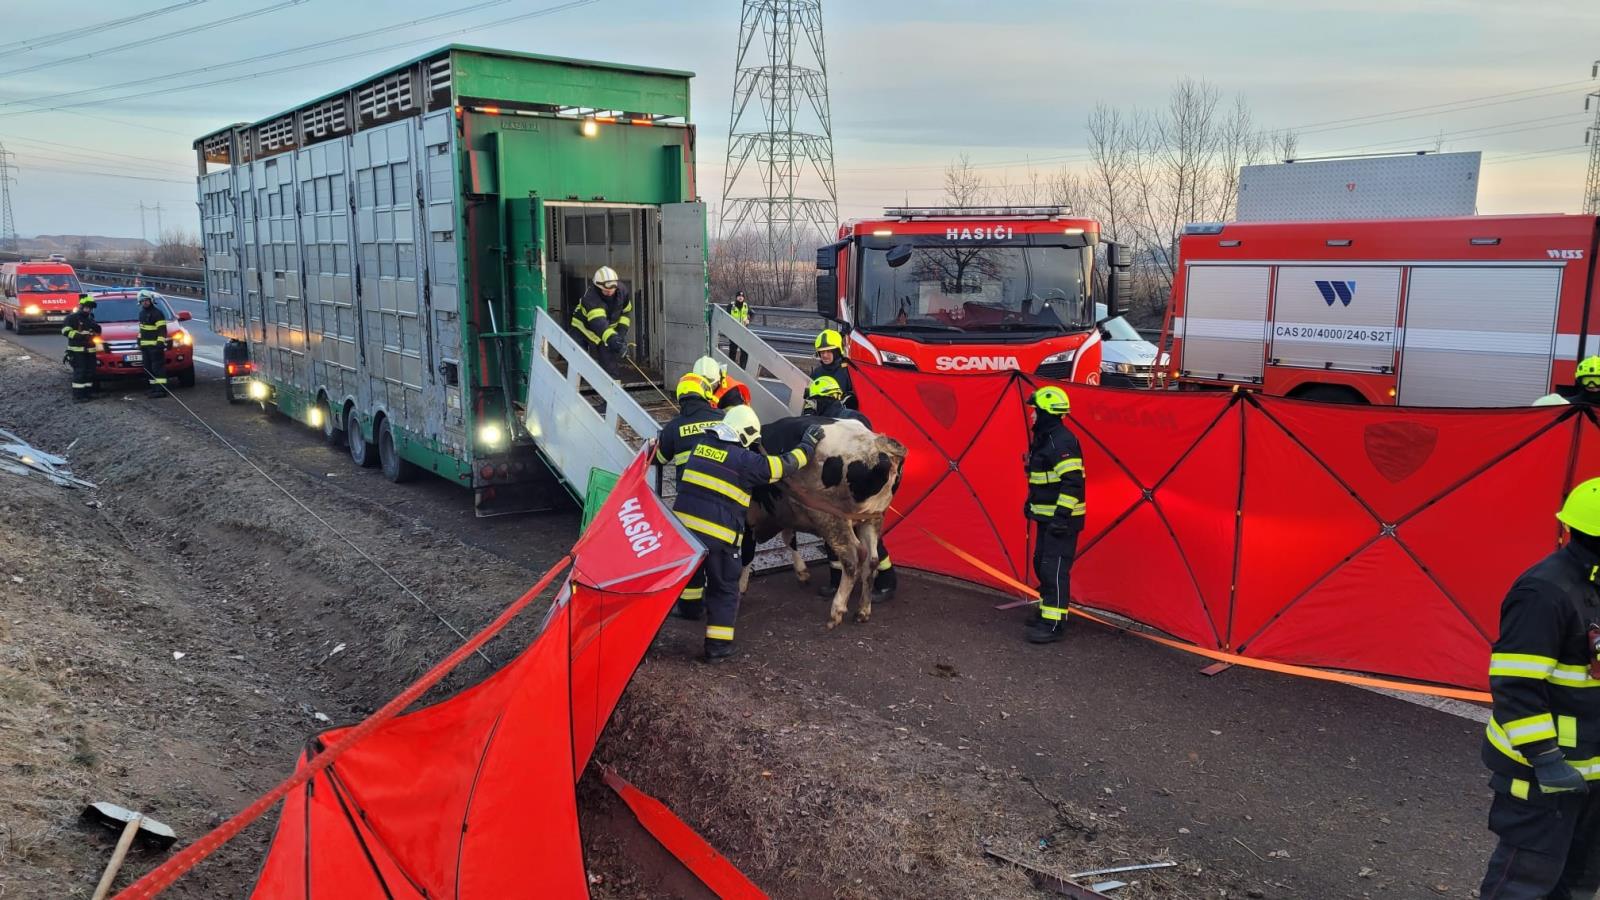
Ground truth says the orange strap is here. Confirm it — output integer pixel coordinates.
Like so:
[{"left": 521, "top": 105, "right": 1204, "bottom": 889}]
[
  {"left": 602, "top": 767, "right": 767, "bottom": 899},
  {"left": 911, "top": 522, "right": 1493, "bottom": 705}
]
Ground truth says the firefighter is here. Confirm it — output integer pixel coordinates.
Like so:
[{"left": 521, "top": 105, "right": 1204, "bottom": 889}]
[
  {"left": 137, "top": 291, "right": 169, "bottom": 398},
  {"left": 803, "top": 374, "right": 897, "bottom": 601},
  {"left": 569, "top": 265, "right": 632, "bottom": 375},
  {"left": 654, "top": 368, "right": 726, "bottom": 620},
  {"left": 727, "top": 290, "right": 751, "bottom": 368},
  {"left": 1023, "top": 385, "right": 1084, "bottom": 644},
  {"left": 672, "top": 404, "right": 822, "bottom": 662},
  {"left": 1555, "top": 356, "right": 1600, "bottom": 406},
  {"left": 60, "top": 295, "right": 101, "bottom": 403},
  {"left": 1477, "top": 478, "right": 1600, "bottom": 898},
  {"left": 713, "top": 374, "right": 752, "bottom": 410},
  {"left": 811, "top": 328, "right": 857, "bottom": 410}
]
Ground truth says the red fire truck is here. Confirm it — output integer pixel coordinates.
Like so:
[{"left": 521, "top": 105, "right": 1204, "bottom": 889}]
[
  {"left": 814, "top": 207, "right": 1132, "bottom": 383},
  {"left": 1164, "top": 214, "right": 1600, "bottom": 406}
]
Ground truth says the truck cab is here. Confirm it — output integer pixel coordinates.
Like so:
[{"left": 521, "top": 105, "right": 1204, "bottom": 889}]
[{"left": 815, "top": 207, "right": 1130, "bottom": 383}]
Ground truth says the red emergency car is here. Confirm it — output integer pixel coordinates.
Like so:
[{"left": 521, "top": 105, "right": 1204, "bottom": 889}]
[
  {"left": 1, "top": 260, "right": 83, "bottom": 333},
  {"left": 1164, "top": 214, "right": 1600, "bottom": 407},
  {"left": 80, "top": 291, "right": 197, "bottom": 388},
  {"left": 815, "top": 207, "right": 1134, "bottom": 385}
]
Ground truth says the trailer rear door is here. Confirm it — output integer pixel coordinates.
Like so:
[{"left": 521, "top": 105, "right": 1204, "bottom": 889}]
[
  {"left": 1179, "top": 264, "right": 1271, "bottom": 383},
  {"left": 1397, "top": 265, "right": 1563, "bottom": 407}
]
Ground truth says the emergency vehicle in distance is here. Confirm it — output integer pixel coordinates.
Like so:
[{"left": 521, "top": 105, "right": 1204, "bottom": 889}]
[
  {"left": 1164, "top": 214, "right": 1600, "bottom": 407},
  {"left": 814, "top": 207, "right": 1133, "bottom": 384},
  {"left": 0, "top": 259, "right": 83, "bottom": 333}
]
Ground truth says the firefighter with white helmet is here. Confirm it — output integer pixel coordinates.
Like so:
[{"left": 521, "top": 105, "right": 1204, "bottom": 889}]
[
  {"left": 671, "top": 403, "right": 822, "bottom": 662},
  {"left": 1023, "top": 384, "right": 1085, "bottom": 644},
  {"left": 569, "top": 265, "right": 633, "bottom": 374}
]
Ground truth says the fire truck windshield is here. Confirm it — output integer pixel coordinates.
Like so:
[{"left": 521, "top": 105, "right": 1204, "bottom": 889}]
[
  {"left": 17, "top": 274, "right": 81, "bottom": 294},
  {"left": 854, "top": 240, "right": 1092, "bottom": 338}
]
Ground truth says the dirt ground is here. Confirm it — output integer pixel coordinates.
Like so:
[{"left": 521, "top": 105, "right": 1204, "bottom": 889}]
[{"left": 0, "top": 340, "right": 1498, "bottom": 899}]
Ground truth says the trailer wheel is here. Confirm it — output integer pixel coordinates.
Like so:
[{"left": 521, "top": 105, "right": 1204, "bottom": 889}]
[
  {"left": 347, "top": 409, "right": 377, "bottom": 468},
  {"left": 377, "top": 418, "right": 419, "bottom": 484},
  {"left": 320, "top": 398, "right": 343, "bottom": 446}
]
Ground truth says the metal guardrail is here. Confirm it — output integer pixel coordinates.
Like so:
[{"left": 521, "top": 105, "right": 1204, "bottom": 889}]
[
  {"left": 711, "top": 306, "right": 811, "bottom": 423},
  {"left": 76, "top": 268, "right": 204, "bottom": 297}
]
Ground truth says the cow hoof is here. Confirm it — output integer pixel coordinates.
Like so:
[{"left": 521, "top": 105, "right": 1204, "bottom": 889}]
[
  {"left": 825, "top": 616, "right": 843, "bottom": 630},
  {"left": 855, "top": 611, "right": 871, "bottom": 624},
  {"left": 796, "top": 570, "right": 811, "bottom": 584}
]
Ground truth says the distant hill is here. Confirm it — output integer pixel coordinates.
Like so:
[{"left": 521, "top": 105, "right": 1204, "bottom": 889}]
[{"left": 18, "top": 235, "right": 155, "bottom": 255}]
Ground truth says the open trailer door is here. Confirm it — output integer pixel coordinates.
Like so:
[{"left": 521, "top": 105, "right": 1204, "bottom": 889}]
[{"left": 655, "top": 201, "right": 708, "bottom": 383}]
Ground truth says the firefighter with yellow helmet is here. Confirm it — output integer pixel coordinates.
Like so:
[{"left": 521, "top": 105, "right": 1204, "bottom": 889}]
[
  {"left": 1476, "top": 478, "right": 1600, "bottom": 897},
  {"left": 569, "top": 265, "right": 633, "bottom": 374},
  {"left": 1023, "top": 384, "right": 1084, "bottom": 644},
  {"left": 811, "top": 327, "right": 856, "bottom": 410},
  {"left": 653, "top": 358, "right": 727, "bottom": 620},
  {"left": 1551, "top": 356, "right": 1600, "bottom": 406}
]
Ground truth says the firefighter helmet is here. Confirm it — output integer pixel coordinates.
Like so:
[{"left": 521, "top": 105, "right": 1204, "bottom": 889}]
[
  {"left": 1558, "top": 477, "right": 1600, "bottom": 536},
  {"left": 592, "top": 265, "right": 619, "bottom": 288},
  {"left": 77, "top": 295, "right": 96, "bottom": 309},
  {"left": 675, "top": 373, "right": 711, "bottom": 401},
  {"left": 137, "top": 289, "right": 158, "bottom": 303},
  {"left": 1578, "top": 356, "right": 1600, "bottom": 386},
  {"left": 807, "top": 375, "right": 843, "bottom": 400},
  {"left": 692, "top": 356, "right": 724, "bottom": 384},
  {"left": 723, "top": 404, "right": 762, "bottom": 447},
  {"left": 1031, "top": 385, "right": 1071, "bottom": 416},
  {"left": 814, "top": 328, "right": 844, "bottom": 355}
]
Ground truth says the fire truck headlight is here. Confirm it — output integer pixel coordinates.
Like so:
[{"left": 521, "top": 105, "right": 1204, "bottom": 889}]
[
  {"left": 248, "top": 380, "right": 269, "bottom": 401},
  {"left": 478, "top": 422, "right": 505, "bottom": 449},
  {"left": 1041, "top": 349, "right": 1076, "bottom": 366},
  {"left": 879, "top": 350, "right": 915, "bottom": 368},
  {"left": 23, "top": 304, "right": 41, "bottom": 316}
]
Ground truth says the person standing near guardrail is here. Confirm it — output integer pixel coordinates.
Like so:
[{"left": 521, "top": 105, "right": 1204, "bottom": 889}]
[
  {"left": 727, "top": 290, "right": 751, "bottom": 369},
  {"left": 1023, "top": 385, "right": 1084, "bottom": 645},
  {"left": 811, "top": 328, "right": 856, "bottom": 410},
  {"left": 137, "top": 291, "right": 169, "bottom": 399},
  {"left": 60, "top": 295, "right": 101, "bottom": 403},
  {"left": 1477, "top": 478, "right": 1600, "bottom": 899},
  {"left": 569, "top": 265, "right": 632, "bottom": 376}
]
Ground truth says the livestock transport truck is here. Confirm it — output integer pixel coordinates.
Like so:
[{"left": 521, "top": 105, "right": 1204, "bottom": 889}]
[{"left": 194, "top": 46, "right": 709, "bottom": 515}]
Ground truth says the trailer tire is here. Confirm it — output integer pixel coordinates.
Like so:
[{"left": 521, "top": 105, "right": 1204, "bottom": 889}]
[
  {"left": 377, "top": 418, "right": 419, "bottom": 484},
  {"left": 1291, "top": 384, "right": 1369, "bottom": 405},
  {"left": 347, "top": 409, "right": 377, "bottom": 468},
  {"left": 320, "top": 397, "right": 343, "bottom": 446}
]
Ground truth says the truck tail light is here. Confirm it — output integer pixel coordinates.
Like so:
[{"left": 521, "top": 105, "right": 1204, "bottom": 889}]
[{"left": 226, "top": 361, "right": 254, "bottom": 376}]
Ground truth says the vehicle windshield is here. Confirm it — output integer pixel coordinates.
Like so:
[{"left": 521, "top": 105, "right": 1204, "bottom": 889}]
[
  {"left": 855, "top": 241, "right": 1093, "bottom": 336},
  {"left": 18, "top": 273, "right": 81, "bottom": 294},
  {"left": 88, "top": 297, "right": 167, "bottom": 322},
  {"left": 1093, "top": 305, "right": 1141, "bottom": 344}
]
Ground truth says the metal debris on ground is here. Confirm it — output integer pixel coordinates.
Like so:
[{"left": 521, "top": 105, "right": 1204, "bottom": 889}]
[
  {"left": 1071, "top": 861, "right": 1179, "bottom": 878},
  {"left": 0, "top": 427, "right": 97, "bottom": 489},
  {"left": 983, "top": 848, "right": 1116, "bottom": 899}
]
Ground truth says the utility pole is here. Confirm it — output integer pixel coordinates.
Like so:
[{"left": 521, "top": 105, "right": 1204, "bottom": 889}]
[
  {"left": 154, "top": 201, "right": 164, "bottom": 237},
  {"left": 0, "top": 142, "right": 17, "bottom": 252},
  {"left": 137, "top": 201, "right": 149, "bottom": 242},
  {"left": 722, "top": 0, "right": 838, "bottom": 302},
  {"left": 1585, "top": 59, "right": 1600, "bottom": 215}
]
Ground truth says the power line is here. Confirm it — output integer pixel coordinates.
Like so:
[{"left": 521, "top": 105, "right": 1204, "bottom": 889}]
[
  {"left": 0, "top": 0, "right": 598, "bottom": 121},
  {"left": 0, "top": 0, "right": 309, "bottom": 80},
  {"left": 0, "top": 0, "right": 515, "bottom": 112},
  {"left": 19, "top": 164, "right": 189, "bottom": 185},
  {"left": 1285, "top": 79, "right": 1593, "bottom": 133},
  {"left": 0, "top": 0, "right": 208, "bottom": 55},
  {"left": 0, "top": 133, "right": 189, "bottom": 169}
]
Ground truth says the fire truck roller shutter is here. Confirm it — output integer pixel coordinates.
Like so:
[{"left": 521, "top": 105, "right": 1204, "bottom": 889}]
[
  {"left": 1268, "top": 266, "right": 1402, "bottom": 373},
  {"left": 1179, "top": 264, "right": 1271, "bottom": 383},
  {"left": 1396, "top": 266, "right": 1563, "bottom": 408}
]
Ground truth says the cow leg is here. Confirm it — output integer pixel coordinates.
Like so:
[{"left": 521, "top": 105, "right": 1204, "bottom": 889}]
[
  {"left": 818, "top": 520, "right": 861, "bottom": 630},
  {"left": 854, "top": 520, "right": 881, "bottom": 623},
  {"left": 786, "top": 530, "right": 810, "bottom": 584},
  {"left": 738, "top": 564, "right": 751, "bottom": 596}
]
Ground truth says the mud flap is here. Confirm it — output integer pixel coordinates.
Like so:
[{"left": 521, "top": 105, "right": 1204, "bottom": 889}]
[{"left": 473, "top": 445, "right": 574, "bottom": 517}]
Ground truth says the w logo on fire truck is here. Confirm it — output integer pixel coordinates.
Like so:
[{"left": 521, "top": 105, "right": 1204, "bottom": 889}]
[{"left": 1314, "top": 280, "right": 1356, "bottom": 307}]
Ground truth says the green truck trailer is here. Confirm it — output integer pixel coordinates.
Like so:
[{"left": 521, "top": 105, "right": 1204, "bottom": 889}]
[{"left": 194, "top": 45, "right": 709, "bottom": 514}]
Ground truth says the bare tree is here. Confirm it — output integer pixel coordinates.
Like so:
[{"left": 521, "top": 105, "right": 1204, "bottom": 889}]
[
  {"left": 943, "top": 153, "right": 988, "bottom": 208},
  {"left": 1271, "top": 129, "right": 1300, "bottom": 162},
  {"left": 1085, "top": 103, "right": 1134, "bottom": 242},
  {"left": 152, "top": 229, "right": 201, "bottom": 267}
]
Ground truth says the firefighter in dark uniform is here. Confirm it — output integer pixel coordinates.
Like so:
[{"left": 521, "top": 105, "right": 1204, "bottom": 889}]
[
  {"left": 1478, "top": 478, "right": 1600, "bottom": 898},
  {"left": 1024, "top": 385, "right": 1084, "bottom": 644},
  {"left": 569, "top": 265, "right": 632, "bottom": 375},
  {"left": 713, "top": 375, "right": 752, "bottom": 410},
  {"left": 137, "top": 290, "right": 169, "bottom": 398},
  {"left": 1553, "top": 356, "right": 1600, "bottom": 406},
  {"left": 727, "top": 290, "right": 751, "bottom": 369},
  {"left": 654, "top": 367, "right": 726, "bottom": 621},
  {"left": 61, "top": 295, "right": 101, "bottom": 402},
  {"left": 811, "top": 328, "right": 857, "bottom": 410},
  {"left": 802, "top": 375, "right": 897, "bottom": 600},
  {"left": 672, "top": 404, "right": 821, "bottom": 662}
]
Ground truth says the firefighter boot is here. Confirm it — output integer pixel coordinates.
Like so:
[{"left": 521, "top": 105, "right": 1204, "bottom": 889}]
[
  {"left": 702, "top": 639, "right": 737, "bottom": 664},
  {"left": 816, "top": 564, "right": 841, "bottom": 598},
  {"left": 1026, "top": 615, "right": 1066, "bottom": 644},
  {"left": 674, "top": 599, "right": 703, "bottom": 621},
  {"left": 871, "top": 563, "right": 897, "bottom": 601}
]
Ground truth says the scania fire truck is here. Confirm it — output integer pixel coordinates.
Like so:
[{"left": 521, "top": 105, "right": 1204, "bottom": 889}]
[
  {"left": 814, "top": 207, "right": 1132, "bottom": 383},
  {"left": 1165, "top": 214, "right": 1600, "bottom": 407}
]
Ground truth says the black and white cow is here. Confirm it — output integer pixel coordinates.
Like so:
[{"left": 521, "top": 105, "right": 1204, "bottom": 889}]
[{"left": 741, "top": 416, "right": 907, "bottom": 628}]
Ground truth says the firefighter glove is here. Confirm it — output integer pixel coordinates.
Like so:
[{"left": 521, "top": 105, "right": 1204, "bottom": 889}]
[
  {"left": 1530, "top": 747, "right": 1589, "bottom": 794},
  {"left": 799, "top": 424, "right": 825, "bottom": 454},
  {"left": 605, "top": 335, "right": 625, "bottom": 353}
]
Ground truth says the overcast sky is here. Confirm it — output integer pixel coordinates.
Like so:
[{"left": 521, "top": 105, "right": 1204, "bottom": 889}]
[{"left": 0, "top": 0, "right": 1594, "bottom": 238}]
